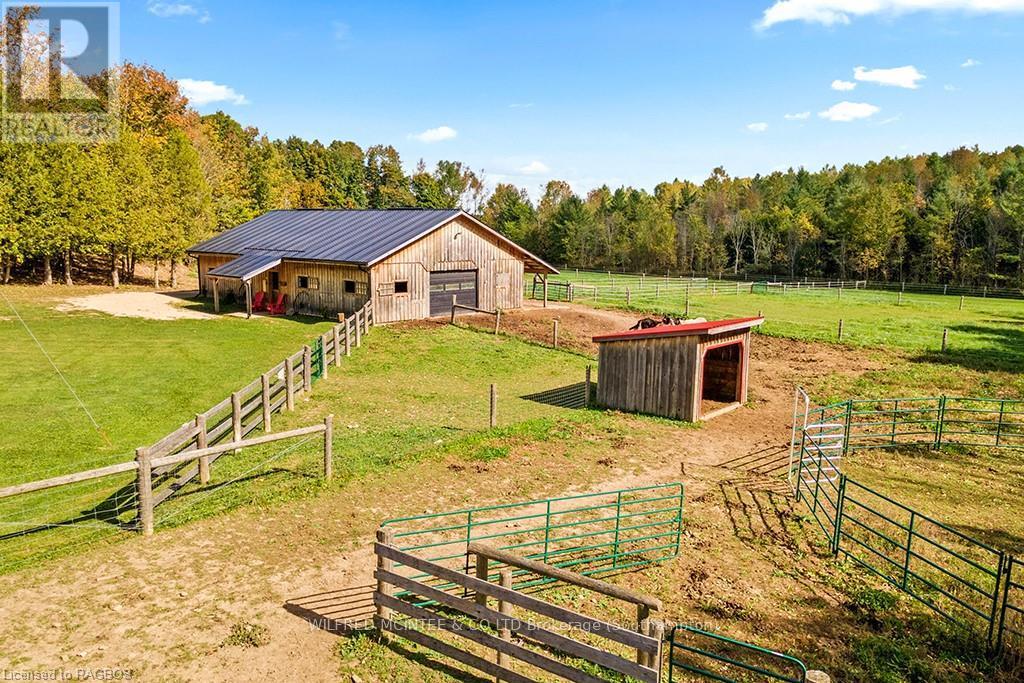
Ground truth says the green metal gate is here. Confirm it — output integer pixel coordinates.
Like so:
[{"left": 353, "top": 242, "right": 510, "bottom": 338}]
[
  {"left": 311, "top": 337, "right": 324, "bottom": 382},
  {"left": 668, "top": 624, "right": 808, "bottom": 682}
]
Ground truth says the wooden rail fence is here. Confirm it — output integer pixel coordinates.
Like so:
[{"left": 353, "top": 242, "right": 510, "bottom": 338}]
[
  {"left": 0, "top": 301, "right": 374, "bottom": 539},
  {"left": 374, "top": 530, "right": 664, "bottom": 682}
]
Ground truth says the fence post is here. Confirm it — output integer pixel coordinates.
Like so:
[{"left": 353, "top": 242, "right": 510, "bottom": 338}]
[
  {"left": 135, "top": 447, "right": 154, "bottom": 536},
  {"left": 497, "top": 569, "right": 513, "bottom": 676},
  {"left": 959, "top": 295, "right": 965, "bottom": 311},
  {"left": 375, "top": 527, "right": 395, "bottom": 633},
  {"left": 345, "top": 317, "right": 352, "bottom": 357},
  {"left": 302, "top": 345, "right": 312, "bottom": 391},
  {"left": 584, "top": 365, "right": 592, "bottom": 407},
  {"left": 833, "top": 475, "right": 847, "bottom": 556},
  {"left": 285, "top": 356, "right": 295, "bottom": 411},
  {"left": 897, "top": 291, "right": 903, "bottom": 305},
  {"left": 231, "top": 391, "right": 242, "bottom": 451},
  {"left": 475, "top": 552, "right": 489, "bottom": 606},
  {"left": 996, "top": 399, "right": 1006, "bottom": 447},
  {"left": 361, "top": 305, "right": 369, "bottom": 334},
  {"left": 333, "top": 325, "right": 341, "bottom": 367},
  {"left": 261, "top": 372, "right": 272, "bottom": 433},
  {"left": 196, "top": 413, "right": 209, "bottom": 485},
  {"left": 941, "top": 328, "right": 949, "bottom": 352},
  {"left": 552, "top": 319, "right": 559, "bottom": 348},
  {"left": 837, "top": 319, "right": 844, "bottom": 343},
  {"left": 355, "top": 311, "right": 363, "bottom": 347},
  {"left": 323, "top": 414, "right": 333, "bottom": 479},
  {"left": 902, "top": 512, "right": 916, "bottom": 590},
  {"left": 450, "top": 295, "right": 457, "bottom": 324},
  {"left": 636, "top": 604, "right": 651, "bottom": 666},
  {"left": 494, "top": 308, "right": 501, "bottom": 335},
  {"left": 489, "top": 383, "right": 497, "bottom": 428},
  {"left": 626, "top": 288, "right": 631, "bottom": 306},
  {"left": 935, "top": 395, "right": 947, "bottom": 450},
  {"left": 612, "top": 490, "right": 623, "bottom": 568}
]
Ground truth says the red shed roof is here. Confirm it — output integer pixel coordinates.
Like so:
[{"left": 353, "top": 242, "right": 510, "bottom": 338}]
[{"left": 592, "top": 317, "right": 764, "bottom": 343}]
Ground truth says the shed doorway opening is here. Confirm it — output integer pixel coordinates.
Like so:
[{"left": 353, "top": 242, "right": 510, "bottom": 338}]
[{"left": 701, "top": 342, "right": 742, "bottom": 416}]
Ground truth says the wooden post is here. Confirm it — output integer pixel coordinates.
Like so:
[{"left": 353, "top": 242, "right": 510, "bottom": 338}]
[
  {"left": 838, "top": 286, "right": 843, "bottom": 300},
  {"left": 344, "top": 317, "right": 352, "bottom": 357},
  {"left": 552, "top": 319, "right": 559, "bottom": 348},
  {"left": 375, "top": 527, "right": 395, "bottom": 632},
  {"left": 942, "top": 328, "right": 949, "bottom": 352},
  {"left": 837, "top": 319, "right": 844, "bottom": 342},
  {"left": 231, "top": 391, "right": 242, "bottom": 446},
  {"left": 897, "top": 291, "right": 903, "bottom": 305},
  {"left": 244, "top": 280, "right": 253, "bottom": 318},
  {"left": 212, "top": 277, "right": 220, "bottom": 313},
  {"left": 585, "top": 365, "right": 592, "bottom": 407},
  {"left": 494, "top": 308, "right": 501, "bottom": 335},
  {"left": 450, "top": 295, "right": 458, "bottom": 324},
  {"left": 626, "top": 288, "right": 631, "bottom": 306},
  {"left": 542, "top": 274, "right": 548, "bottom": 308},
  {"left": 959, "top": 295, "right": 965, "bottom": 311},
  {"left": 261, "top": 372, "right": 272, "bottom": 433},
  {"left": 497, "top": 569, "right": 513, "bottom": 677},
  {"left": 489, "top": 383, "right": 497, "bottom": 428},
  {"left": 135, "top": 447, "right": 154, "bottom": 536},
  {"left": 196, "top": 413, "right": 209, "bottom": 485},
  {"left": 655, "top": 284, "right": 660, "bottom": 298},
  {"left": 323, "top": 414, "right": 334, "bottom": 479},
  {"left": 636, "top": 604, "right": 650, "bottom": 666},
  {"left": 285, "top": 357, "right": 295, "bottom": 411},
  {"left": 360, "top": 305, "right": 368, "bottom": 334},
  {"left": 475, "top": 553, "right": 489, "bottom": 606},
  {"left": 333, "top": 325, "right": 341, "bottom": 367},
  {"left": 650, "top": 620, "right": 665, "bottom": 673},
  {"left": 355, "top": 310, "right": 363, "bottom": 347},
  {"left": 302, "top": 345, "right": 312, "bottom": 391},
  {"left": 684, "top": 289, "right": 690, "bottom": 317}
]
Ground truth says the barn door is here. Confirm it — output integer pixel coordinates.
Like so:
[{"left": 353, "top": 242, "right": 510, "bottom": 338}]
[{"left": 429, "top": 270, "right": 477, "bottom": 317}]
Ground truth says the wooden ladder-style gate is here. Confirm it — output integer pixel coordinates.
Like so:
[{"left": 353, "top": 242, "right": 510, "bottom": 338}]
[{"left": 373, "top": 530, "right": 665, "bottom": 682}]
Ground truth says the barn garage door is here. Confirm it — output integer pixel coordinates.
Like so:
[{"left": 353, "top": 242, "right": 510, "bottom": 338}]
[{"left": 430, "top": 270, "right": 477, "bottom": 316}]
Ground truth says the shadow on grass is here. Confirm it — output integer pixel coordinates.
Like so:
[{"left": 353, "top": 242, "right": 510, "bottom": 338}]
[
  {"left": 521, "top": 382, "right": 588, "bottom": 409},
  {"left": 910, "top": 323, "right": 1024, "bottom": 373}
]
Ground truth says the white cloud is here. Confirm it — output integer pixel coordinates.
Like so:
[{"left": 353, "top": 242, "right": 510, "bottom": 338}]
[
  {"left": 961, "top": 58, "right": 981, "bottom": 67},
  {"left": 831, "top": 79, "right": 856, "bottom": 91},
  {"left": 177, "top": 79, "right": 249, "bottom": 106},
  {"left": 877, "top": 115, "right": 902, "bottom": 125},
  {"left": 818, "top": 101, "right": 880, "bottom": 122},
  {"left": 757, "top": 1, "right": 1024, "bottom": 29},
  {"left": 148, "top": 2, "right": 210, "bottom": 22},
  {"left": 519, "top": 160, "right": 550, "bottom": 175},
  {"left": 854, "top": 65, "right": 925, "bottom": 89},
  {"left": 332, "top": 21, "right": 350, "bottom": 43},
  {"left": 746, "top": 122, "right": 769, "bottom": 132},
  {"left": 784, "top": 111, "right": 811, "bottom": 120},
  {"left": 409, "top": 125, "right": 458, "bottom": 143}
]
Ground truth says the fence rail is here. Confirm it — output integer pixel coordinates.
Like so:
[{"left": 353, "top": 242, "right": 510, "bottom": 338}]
[
  {"left": 792, "top": 388, "right": 1024, "bottom": 654},
  {"left": 374, "top": 536, "right": 664, "bottom": 683}
]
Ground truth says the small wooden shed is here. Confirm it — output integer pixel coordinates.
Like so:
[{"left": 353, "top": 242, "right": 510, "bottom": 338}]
[{"left": 592, "top": 317, "right": 763, "bottom": 421}]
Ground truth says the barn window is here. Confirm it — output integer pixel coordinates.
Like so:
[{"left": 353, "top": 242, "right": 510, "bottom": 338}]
[
  {"left": 344, "top": 280, "right": 356, "bottom": 294},
  {"left": 297, "top": 275, "right": 319, "bottom": 290},
  {"left": 394, "top": 281, "right": 409, "bottom": 294}
]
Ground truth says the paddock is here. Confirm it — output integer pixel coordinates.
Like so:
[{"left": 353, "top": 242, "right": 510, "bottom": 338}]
[{"left": 593, "top": 317, "right": 763, "bottom": 421}]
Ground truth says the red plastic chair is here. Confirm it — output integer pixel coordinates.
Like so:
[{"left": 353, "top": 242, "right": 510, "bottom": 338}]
[
  {"left": 266, "top": 293, "right": 287, "bottom": 315},
  {"left": 252, "top": 291, "right": 268, "bottom": 312}
]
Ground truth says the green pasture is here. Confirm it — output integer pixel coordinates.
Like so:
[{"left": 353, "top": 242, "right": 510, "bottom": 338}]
[{"left": 545, "top": 271, "right": 1024, "bottom": 372}]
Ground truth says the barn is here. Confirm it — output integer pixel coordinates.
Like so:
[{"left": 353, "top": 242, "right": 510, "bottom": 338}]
[
  {"left": 187, "top": 209, "right": 557, "bottom": 323},
  {"left": 592, "top": 317, "right": 764, "bottom": 421}
]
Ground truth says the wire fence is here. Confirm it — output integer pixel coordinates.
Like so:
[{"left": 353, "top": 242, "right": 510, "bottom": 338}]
[{"left": 791, "top": 389, "right": 1024, "bottom": 655}]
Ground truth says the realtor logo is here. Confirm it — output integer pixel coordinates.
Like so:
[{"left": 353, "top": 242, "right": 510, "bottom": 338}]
[{"left": 1, "top": 2, "right": 119, "bottom": 142}]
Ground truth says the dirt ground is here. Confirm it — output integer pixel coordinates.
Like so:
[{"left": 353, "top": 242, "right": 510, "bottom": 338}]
[
  {"left": 0, "top": 302, "right": 885, "bottom": 681},
  {"left": 55, "top": 290, "right": 214, "bottom": 321}
]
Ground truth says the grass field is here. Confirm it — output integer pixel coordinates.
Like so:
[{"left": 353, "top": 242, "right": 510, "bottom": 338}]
[{"left": 544, "top": 271, "right": 1024, "bottom": 372}]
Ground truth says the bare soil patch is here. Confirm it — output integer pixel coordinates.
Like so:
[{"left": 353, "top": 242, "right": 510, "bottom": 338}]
[{"left": 55, "top": 290, "right": 213, "bottom": 321}]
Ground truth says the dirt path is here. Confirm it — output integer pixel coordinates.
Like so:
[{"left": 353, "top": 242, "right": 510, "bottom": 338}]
[{"left": 0, "top": 306, "right": 882, "bottom": 681}]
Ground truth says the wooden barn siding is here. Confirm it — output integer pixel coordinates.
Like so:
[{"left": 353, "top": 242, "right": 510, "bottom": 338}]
[
  {"left": 370, "top": 216, "right": 525, "bottom": 323},
  {"left": 197, "top": 254, "right": 237, "bottom": 295},
  {"left": 596, "top": 336, "right": 700, "bottom": 421},
  {"left": 697, "top": 331, "right": 751, "bottom": 404},
  {"left": 264, "top": 261, "right": 368, "bottom": 317}
]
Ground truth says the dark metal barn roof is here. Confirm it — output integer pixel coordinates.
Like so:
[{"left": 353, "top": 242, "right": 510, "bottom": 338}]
[
  {"left": 187, "top": 209, "right": 558, "bottom": 274},
  {"left": 206, "top": 252, "right": 282, "bottom": 280}
]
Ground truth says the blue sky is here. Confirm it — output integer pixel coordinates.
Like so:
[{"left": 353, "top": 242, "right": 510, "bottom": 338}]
[{"left": 124, "top": 0, "right": 1024, "bottom": 196}]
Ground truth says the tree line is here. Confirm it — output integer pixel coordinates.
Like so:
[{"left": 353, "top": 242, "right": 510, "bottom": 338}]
[{"left": 1, "top": 60, "right": 1023, "bottom": 288}]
